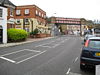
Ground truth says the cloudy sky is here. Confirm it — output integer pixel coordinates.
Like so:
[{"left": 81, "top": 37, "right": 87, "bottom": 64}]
[{"left": 10, "top": 0, "right": 100, "bottom": 20}]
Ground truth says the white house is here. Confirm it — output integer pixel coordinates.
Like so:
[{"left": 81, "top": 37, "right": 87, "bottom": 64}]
[
  {"left": 0, "top": 0, "right": 15, "bottom": 43},
  {"left": 0, "top": 6, "right": 7, "bottom": 43}
]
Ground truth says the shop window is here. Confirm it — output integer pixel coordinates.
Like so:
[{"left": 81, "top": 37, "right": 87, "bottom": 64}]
[
  {"left": 0, "top": 9, "right": 2, "bottom": 17},
  {"left": 16, "top": 10, "right": 21, "bottom": 16}
]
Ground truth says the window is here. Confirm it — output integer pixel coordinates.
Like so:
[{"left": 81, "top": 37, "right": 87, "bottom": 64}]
[
  {"left": 44, "top": 15, "right": 46, "bottom": 19},
  {"left": 36, "top": 10, "right": 38, "bottom": 15},
  {"left": 88, "top": 40, "right": 100, "bottom": 49},
  {"left": 16, "top": 10, "right": 21, "bottom": 15},
  {"left": 42, "top": 14, "right": 44, "bottom": 18},
  {"left": 25, "top": 9, "right": 29, "bottom": 15},
  {"left": 24, "top": 18, "right": 29, "bottom": 25},
  {"left": 10, "top": 8, "right": 13, "bottom": 16},
  {"left": 39, "top": 12, "right": 41, "bottom": 16},
  {"left": 0, "top": 9, "right": 2, "bottom": 17},
  {"left": 16, "top": 19, "right": 21, "bottom": 25}
]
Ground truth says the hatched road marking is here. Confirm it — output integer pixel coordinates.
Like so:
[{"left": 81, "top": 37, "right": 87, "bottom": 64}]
[
  {"left": 0, "top": 49, "right": 46, "bottom": 64},
  {"left": 0, "top": 56, "right": 16, "bottom": 63},
  {"left": 16, "top": 50, "right": 46, "bottom": 64}
]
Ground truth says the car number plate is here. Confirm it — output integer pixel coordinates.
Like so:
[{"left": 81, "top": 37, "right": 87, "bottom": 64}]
[{"left": 95, "top": 53, "right": 100, "bottom": 56}]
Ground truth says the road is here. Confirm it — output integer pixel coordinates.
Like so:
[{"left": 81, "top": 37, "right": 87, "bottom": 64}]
[{"left": 0, "top": 35, "right": 95, "bottom": 75}]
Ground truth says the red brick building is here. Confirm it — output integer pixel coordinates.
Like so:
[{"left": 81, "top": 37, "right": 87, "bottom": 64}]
[
  {"left": 49, "top": 17, "right": 81, "bottom": 34},
  {"left": 14, "top": 5, "right": 47, "bottom": 32}
]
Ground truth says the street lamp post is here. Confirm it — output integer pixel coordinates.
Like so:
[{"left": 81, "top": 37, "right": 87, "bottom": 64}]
[{"left": 23, "top": 18, "right": 25, "bottom": 30}]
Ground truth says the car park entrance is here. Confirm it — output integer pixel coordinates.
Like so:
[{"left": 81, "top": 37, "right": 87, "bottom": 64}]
[{"left": 0, "top": 26, "right": 3, "bottom": 43}]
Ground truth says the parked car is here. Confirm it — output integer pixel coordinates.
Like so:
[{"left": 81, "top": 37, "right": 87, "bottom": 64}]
[{"left": 80, "top": 37, "right": 100, "bottom": 69}]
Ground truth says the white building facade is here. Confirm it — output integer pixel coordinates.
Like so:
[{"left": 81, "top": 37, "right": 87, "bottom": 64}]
[{"left": 0, "top": 6, "right": 7, "bottom": 43}]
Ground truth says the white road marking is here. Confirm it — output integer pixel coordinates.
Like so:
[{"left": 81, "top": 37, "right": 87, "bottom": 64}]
[
  {"left": 41, "top": 46, "right": 51, "bottom": 48},
  {"left": 16, "top": 50, "right": 46, "bottom": 64},
  {"left": 36, "top": 38, "right": 68, "bottom": 48},
  {"left": 24, "top": 49, "right": 41, "bottom": 52},
  {"left": 0, "top": 49, "right": 26, "bottom": 57},
  {"left": 52, "top": 44, "right": 60, "bottom": 48},
  {"left": 74, "top": 57, "right": 78, "bottom": 63},
  {"left": 66, "top": 68, "right": 71, "bottom": 75},
  {"left": 0, "top": 56, "right": 16, "bottom": 63}
]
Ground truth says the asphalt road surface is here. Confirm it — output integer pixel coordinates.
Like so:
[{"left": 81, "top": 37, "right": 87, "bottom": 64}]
[{"left": 0, "top": 35, "right": 95, "bottom": 75}]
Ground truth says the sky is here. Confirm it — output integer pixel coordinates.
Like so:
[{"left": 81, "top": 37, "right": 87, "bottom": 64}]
[{"left": 9, "top": 0, "right": 100, "bottom": 21}]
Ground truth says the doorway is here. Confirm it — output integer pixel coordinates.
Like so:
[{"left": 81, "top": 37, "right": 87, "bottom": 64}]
[{"left": 0, "top": 26, "right": 3, "bottom": 43}]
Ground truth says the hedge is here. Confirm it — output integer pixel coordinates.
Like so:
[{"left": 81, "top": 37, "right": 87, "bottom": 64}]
[{"left": 7, "top": 28, "right": 28, "bottom": 42}]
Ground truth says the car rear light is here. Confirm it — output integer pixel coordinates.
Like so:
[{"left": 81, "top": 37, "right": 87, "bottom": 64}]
[
  {"left": 85, "top": 40, "right": 89, "bottom": 47},
  {"left": 80, "top": 62, "right": 86, "bottom": 65}
]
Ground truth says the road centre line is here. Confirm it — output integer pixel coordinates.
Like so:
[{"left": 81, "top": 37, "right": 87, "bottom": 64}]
[
  {"left": 16, "top": 50, "right": 46, "bottom": 64},
  {"left": 0, "top": 56, "right": 16, "bottom": 63},
  {"left": 0, "top": 49, "right": 27, "bottom": 57},
  {"left": 74, "top": 57, "right": 78, "bottom": 63},
  {"left": 66, "top": 68, "right": 71, "bottom": 75}
]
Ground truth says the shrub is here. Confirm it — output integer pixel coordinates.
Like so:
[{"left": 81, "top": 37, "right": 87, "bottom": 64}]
[
  {"left": 7, "top": 28, "right": 28, "bottom": 42},
  {"left": 30, "top": 28, "right": 39, "bottom": 35}
]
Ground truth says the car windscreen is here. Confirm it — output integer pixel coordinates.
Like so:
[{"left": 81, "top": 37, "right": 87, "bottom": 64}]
[{"left": 88, "top": 39, "right": 100, "bottom": 49}]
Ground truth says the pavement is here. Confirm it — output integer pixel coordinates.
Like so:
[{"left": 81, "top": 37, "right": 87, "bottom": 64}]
[{"left": 0, "top": 37, "right": 53, "bottom": 48}]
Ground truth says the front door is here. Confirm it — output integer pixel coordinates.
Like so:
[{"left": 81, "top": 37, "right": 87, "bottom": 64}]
[{"left": 0, "top": 29, "right": 2, "bottom": 43}]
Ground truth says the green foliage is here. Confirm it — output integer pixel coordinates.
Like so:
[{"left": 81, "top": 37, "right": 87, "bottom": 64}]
[
  {"left": 30, "top": 28, "right": 39, "bottom": 35},
  {"left": 7, "top": 28, "right": 28, "bottom": 42}
]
